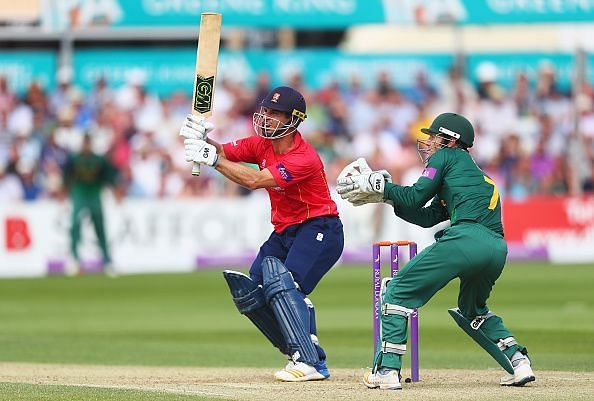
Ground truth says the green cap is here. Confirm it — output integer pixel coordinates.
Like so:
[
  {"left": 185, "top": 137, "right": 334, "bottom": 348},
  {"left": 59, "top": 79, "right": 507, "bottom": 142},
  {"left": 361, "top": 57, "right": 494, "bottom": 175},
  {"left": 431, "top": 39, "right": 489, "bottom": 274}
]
[{"left": 421, "top": 112, "right": 474, "bottom": 148}]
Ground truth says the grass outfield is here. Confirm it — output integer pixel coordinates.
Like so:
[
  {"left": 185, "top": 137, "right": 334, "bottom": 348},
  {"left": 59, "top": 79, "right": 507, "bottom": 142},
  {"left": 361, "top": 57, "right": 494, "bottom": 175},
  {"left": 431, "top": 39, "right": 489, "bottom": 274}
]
[{"left": 0, "top": 262, "right": 593, "bottom": 399}]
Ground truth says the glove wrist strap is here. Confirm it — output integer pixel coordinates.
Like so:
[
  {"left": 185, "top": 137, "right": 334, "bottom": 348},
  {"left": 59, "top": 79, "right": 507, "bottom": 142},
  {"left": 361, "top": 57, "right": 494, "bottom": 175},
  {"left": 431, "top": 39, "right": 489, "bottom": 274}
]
[{"left": 212, "top": 154, "right": 220, "bottom": 168}]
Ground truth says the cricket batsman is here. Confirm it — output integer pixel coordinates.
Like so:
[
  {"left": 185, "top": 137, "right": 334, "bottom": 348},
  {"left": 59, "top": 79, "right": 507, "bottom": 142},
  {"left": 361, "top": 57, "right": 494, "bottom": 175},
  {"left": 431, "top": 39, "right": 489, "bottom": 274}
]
[
  {"left": 336, "top": 113, "right": 535, "bottom": 390},
  {"left": 180, "top": 86, "right": 344, "bottom": 381}
]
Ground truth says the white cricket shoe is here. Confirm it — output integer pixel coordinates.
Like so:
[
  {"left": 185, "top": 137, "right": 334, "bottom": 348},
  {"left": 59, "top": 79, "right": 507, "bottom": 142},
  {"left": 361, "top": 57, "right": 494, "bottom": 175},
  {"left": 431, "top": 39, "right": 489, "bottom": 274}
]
[
  {"left": 500, "top": 358, "right": 535, "bottom": 386},
  {"left": 363, "top": 368, "right": 402, "bottom": 390},
  {"left": 274, "top": 361, "right": 329, "bottom": 382},
  {"left": 64, "top": 258, "right": 80, "bottom": 277},
  {"left": 103, "top": 263, "right": 118, "bottom": 278}
]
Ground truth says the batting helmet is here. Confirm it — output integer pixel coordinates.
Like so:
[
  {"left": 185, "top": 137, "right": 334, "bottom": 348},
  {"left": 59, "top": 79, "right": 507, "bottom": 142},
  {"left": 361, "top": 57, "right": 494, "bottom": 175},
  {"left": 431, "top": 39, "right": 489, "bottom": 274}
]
[{"left": 253, "top": 86, "right": 307, "bottom": 139}]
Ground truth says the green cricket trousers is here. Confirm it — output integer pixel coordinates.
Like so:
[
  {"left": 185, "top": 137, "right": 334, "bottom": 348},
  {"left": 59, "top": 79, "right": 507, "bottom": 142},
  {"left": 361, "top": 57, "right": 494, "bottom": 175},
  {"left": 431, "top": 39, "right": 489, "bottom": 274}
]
[{"left": 377, "top": 222, "right": 525, "bottom": 370}]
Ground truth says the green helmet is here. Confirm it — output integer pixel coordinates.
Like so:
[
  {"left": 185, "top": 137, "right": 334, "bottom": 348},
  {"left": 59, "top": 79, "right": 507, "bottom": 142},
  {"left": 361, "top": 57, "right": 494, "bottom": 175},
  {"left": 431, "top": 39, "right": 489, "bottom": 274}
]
[{"left": 421, "top": 112, "right": 474, "bottom": 148}]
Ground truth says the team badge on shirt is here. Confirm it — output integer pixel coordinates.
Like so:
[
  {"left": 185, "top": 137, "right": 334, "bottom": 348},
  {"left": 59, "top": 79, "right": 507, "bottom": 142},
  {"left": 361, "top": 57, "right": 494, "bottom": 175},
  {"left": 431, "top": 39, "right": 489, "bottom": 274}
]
[
  {"left": 276, "top": 163, "right": 293, "bottom": 182},
  {"left": 421, "top": 167, "right": 437, "bottom": 180}
]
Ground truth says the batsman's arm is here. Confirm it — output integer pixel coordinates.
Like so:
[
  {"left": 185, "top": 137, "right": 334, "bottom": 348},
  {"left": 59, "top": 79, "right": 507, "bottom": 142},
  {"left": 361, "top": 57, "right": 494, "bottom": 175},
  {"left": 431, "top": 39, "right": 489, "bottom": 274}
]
[
  {"left": 214, "top": 158, "right": 277, "bottom": 190},
  {"left": 392, "top": 196, "right": 449, "bottom": 228}
]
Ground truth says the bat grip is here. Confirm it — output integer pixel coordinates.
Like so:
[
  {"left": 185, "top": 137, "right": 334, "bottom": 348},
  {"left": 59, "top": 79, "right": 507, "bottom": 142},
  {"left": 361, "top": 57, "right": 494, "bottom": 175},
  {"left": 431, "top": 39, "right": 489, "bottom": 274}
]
[{"left": 191, "top": 162, "right": 201, "bottom": 176}]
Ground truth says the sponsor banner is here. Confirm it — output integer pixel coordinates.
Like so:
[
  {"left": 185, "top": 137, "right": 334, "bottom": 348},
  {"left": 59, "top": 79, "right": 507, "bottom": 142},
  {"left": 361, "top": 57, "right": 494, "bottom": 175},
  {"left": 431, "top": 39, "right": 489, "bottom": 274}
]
[
  {"left": 4, "top": 195, "right": 592, "bottom": 278},
  {"left": 503, "top": 196, "right": 594, "bottom": 263},
  {"left": 40, "top": 0, "right": 594, "bottom": 30},
  {"left": 0, "top": 47, "right": 576, "bottom": 96},
  {"left": 0, "top": 50, "right": 56, "bottom": 94}
]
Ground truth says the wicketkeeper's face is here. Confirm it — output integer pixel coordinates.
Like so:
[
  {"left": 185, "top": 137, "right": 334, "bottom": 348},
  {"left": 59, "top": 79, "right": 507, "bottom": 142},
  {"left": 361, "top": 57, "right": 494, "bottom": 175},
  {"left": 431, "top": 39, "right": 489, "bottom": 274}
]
[{"left": 417, "top": 134, "right": 450, "bottom": 164}]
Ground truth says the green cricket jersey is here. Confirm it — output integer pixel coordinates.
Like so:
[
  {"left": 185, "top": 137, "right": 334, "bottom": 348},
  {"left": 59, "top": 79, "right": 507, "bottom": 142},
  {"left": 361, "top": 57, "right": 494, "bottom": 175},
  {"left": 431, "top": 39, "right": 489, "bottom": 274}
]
[
  {"left": 384, "top": 147, "right": 504, "bottom": 236},
  {"left": 64, "top": 153, "right": 115, "bottom": 198}
]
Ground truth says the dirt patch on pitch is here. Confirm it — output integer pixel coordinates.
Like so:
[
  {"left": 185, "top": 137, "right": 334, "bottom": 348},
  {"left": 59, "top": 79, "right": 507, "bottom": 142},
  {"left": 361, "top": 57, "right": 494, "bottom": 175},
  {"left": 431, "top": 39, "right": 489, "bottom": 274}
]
[{"left": 0, "top": 362, "right": 593, "bottom": 400}]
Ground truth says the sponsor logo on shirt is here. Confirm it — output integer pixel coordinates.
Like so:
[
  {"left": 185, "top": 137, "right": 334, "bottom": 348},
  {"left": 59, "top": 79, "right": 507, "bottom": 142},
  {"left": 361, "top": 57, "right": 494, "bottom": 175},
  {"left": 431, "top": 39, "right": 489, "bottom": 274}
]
[
  {"left": 261, "top": 159, "right": 266, "bottom": 168},
  {"left": 421, "top": 167, "right": 437, "bottom": 180},
  {"left": 276, "top": 163, "right": 293, "bottom": 182}
]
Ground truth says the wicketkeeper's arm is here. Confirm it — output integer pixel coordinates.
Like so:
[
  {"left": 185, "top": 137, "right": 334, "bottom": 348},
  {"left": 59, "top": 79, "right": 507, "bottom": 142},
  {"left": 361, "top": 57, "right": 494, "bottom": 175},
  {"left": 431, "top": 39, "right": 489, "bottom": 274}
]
[
  {"left": 215, "top": 158, "right": 277, "bottom": 190},
  {"left": 392, "top": 196, "right": 449, "bottom": 228},
  {"left": 383, "top": 152, "right": 446, "bottom": 209}
]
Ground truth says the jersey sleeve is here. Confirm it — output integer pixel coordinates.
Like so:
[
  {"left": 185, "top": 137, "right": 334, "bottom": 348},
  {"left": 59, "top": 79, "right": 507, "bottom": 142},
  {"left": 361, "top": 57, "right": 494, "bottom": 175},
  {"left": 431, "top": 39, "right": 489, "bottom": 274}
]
[
  {"left": 222, "top": 136, "right": 259, "bottom": 164},
  {"left": 384, "top": 150, "right": 447, "bottom": 209},
  {"left": 267, "top": 150, "right": 318, "bottom": 189},
  {"left": 393, "top": 195, "right": 449, "bottom": 228}
]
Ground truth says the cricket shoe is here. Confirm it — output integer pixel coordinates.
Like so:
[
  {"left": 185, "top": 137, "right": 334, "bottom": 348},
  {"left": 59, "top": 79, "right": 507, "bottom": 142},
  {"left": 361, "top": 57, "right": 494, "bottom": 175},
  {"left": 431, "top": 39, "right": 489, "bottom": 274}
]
[
  {"left": 274, "top": 360, "right": 330, "bottom": 382},
  {"left": 64, "top": 258, "right": 81, "bottom": 277},
  {"left": 363, "top": 368, "right": 402, "bottom": 390},
  {"left": 103, "top": 263, "right": 118, "bottom": 278},
  {"left": 500, "top": 357, "right": 535, "bottom": 386}
]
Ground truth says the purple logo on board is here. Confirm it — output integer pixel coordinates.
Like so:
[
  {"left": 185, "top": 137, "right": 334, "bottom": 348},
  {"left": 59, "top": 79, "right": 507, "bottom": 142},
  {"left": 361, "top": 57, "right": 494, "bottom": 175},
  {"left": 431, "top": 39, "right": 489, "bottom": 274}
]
[
  {"left": 277, "top": 163, "right": 293, "bottom": 182},
  {"left": 421, "top": 167, "right": 437, "bottom": 180}
]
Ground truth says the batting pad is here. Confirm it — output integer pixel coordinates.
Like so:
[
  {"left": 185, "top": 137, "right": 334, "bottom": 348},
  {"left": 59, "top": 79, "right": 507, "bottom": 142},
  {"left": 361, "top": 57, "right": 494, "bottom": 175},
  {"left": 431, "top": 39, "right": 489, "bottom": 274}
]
[
  {"left": 262, "top": 256, "right": 319, "bottom": 366},
  {"left": 448, "top": 308, "right": 514, "bottom": 374},
  {"left": 223, "top": 270, "right": 289, "bottom": 355}
]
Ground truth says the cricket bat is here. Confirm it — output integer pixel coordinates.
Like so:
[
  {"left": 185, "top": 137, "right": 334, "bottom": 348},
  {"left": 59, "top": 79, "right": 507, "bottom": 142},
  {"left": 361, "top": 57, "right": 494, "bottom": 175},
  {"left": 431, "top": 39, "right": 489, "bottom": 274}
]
[{"left": 191, "top": 12, "right": 222, "bottom": 176}]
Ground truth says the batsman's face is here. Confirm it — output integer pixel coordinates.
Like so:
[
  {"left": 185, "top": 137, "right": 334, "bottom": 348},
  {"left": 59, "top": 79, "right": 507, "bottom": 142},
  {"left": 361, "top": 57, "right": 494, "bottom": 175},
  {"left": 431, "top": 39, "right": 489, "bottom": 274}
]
[{"left": 253, "top": 107, "right": 294, "bottom": 139}]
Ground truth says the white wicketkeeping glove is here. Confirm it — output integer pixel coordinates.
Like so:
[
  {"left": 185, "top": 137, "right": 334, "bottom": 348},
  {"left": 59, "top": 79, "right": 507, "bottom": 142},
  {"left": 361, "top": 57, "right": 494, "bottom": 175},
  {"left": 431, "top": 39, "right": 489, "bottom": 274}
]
[
  {"left": 336, "top": 170, "right": 393, "bottom": 206},
  {"left": 184, "top": 138, "right": 219, "bottom": 167},
  {"left": 337, "top": 157, "right": 373, "bottom": 180},
  {"left": 179, "top": 114, "right": 215, "bottom": 141}
]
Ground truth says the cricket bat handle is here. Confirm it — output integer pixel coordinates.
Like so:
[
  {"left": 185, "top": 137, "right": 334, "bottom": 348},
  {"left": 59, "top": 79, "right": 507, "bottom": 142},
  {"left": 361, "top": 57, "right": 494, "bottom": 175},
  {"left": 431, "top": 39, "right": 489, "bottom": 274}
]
[{"left": 192, "top": 161, "right": 201, "bottom": 176}]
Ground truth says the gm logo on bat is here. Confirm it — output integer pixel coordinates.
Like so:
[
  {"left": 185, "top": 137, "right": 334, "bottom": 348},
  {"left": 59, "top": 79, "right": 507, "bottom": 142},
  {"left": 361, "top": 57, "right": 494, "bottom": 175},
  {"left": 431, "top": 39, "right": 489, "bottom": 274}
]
[{"left": 194, "top": 75, "right": 214, "bottom": 114}]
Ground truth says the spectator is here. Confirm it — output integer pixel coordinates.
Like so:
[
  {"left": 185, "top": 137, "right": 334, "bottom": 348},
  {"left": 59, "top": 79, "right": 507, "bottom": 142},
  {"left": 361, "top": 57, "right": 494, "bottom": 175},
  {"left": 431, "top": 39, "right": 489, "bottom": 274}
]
[{"left": 0, "top": 159, "right": 23, "bottom": 202}]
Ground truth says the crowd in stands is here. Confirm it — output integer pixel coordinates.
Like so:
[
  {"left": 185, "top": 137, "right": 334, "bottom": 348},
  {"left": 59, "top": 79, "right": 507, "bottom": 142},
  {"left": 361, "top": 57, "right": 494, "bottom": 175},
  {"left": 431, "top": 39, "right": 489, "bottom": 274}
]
[{"left": 1, "top": 61, "right": 594, "bottom": 203}]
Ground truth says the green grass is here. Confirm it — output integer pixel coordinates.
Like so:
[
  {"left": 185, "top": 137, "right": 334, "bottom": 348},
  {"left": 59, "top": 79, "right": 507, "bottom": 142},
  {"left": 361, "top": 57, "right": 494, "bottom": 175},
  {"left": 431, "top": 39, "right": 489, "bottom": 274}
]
[
  {"left": 0, "top": 383, "right": 221, "bottom": 401},
  {"left": 0, "top": 262, "right": 592, "bottom": 372}
]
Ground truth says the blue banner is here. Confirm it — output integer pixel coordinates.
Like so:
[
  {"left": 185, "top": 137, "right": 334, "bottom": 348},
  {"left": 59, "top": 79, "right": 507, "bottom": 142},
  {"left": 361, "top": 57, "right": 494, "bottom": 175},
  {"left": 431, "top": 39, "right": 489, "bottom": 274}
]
[
  {"left": 42, "top": 0, "right": 594, "bottom": 30},
  {"left": 73, "top": 48, "right": 453, "bottom": 96},
  {"left": 0, "top": 51, "right": 56, "bottom": 94}
]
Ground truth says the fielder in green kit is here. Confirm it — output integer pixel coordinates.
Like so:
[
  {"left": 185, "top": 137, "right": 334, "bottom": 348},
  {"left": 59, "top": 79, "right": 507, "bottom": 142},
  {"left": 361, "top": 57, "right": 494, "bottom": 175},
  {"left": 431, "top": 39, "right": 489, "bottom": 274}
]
[
  {"left": 63, "top": 135, "right": 116, "bottom": 276},
  {"left": 336, "top": 113, "right": 535, "bottom": 390}
]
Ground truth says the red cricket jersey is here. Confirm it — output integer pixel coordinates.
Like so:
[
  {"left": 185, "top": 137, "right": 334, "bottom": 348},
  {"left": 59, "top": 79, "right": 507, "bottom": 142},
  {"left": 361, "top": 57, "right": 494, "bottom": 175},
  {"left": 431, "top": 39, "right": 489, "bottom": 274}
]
[{"left": 222, "top": 132, "right": 339, "bottom": 233}]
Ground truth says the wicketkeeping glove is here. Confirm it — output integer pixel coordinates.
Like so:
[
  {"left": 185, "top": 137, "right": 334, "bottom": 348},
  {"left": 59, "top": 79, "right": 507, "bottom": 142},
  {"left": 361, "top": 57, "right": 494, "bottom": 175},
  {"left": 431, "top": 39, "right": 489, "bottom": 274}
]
[
  {"left": 337, "top": 157, "right": 373, "bottom": 180},
  {"left": 184, "top": 138, "right": 219, "bottom": 167},
  {"left": 336, "top": 170, "right": 393, "bottom": 206}
]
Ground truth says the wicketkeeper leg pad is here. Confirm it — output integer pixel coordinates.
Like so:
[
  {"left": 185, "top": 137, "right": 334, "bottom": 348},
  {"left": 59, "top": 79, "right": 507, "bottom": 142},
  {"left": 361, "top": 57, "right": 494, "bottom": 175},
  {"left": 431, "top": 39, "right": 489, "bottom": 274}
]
[
  {"left": 372, "top": 277, "right": 410, "bottom": 372},
  {"left": 223, "top": 270, "right": 289, "bottom": 355},
  {"left": 262, "top": 256, "right": 320, "bottom": 366},
  {"left": 448, "top": 307, "right": 514, "bottom": 374}
]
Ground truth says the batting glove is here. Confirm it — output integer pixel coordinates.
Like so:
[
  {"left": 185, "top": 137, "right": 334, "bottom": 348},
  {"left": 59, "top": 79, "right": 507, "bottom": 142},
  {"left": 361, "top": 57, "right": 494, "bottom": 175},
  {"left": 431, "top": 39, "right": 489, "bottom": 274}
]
[
  {"left": 184, "top": 138, "right": 219, "bottom": 167},
  {"left": 179, "top": 114, "right": 215, "bottom": 140}
]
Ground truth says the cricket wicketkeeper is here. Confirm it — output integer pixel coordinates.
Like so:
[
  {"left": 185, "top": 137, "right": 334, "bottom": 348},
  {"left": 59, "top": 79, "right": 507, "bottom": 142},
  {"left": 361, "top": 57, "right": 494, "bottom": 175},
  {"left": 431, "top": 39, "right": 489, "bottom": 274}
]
[
  {"left": 337, "top": 113, "right": 535, "bottom": 390},
  {"left": 180, "top": 86, "right": 344, "bottom": 382}
]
